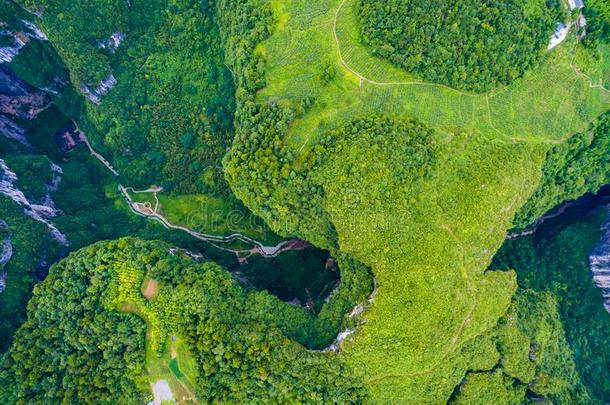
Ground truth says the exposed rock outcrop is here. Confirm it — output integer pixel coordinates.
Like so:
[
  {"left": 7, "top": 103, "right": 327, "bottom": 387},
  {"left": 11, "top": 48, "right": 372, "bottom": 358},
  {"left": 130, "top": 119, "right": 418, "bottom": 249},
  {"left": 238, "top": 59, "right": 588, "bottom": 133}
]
[
  {"left": 98, "top": 32, "right": 125, "bottom": 54},
  {"left": 0, "top": 158, "right": 67, "bottom": 245},
  {"left": 0, "top": 114, "right": 30, "bottom": 146},
  {"left": 0, "top": 19, "right": 48, "bottom": 64},
  {"left": 80, "top": 73, "right": 117, "bottom": 104},
  {"left": 0, "top": 65, "right": 50, "bottom": 119},
  {"left": 589, "top": 208, "right": 610, "bottom": 313}
]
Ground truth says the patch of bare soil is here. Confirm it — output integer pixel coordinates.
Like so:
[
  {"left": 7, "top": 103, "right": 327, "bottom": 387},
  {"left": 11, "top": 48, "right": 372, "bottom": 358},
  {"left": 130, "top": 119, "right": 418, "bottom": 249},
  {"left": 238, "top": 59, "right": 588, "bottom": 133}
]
[{"left": 142, "top": 278, "right": 159, "bottom": 300}]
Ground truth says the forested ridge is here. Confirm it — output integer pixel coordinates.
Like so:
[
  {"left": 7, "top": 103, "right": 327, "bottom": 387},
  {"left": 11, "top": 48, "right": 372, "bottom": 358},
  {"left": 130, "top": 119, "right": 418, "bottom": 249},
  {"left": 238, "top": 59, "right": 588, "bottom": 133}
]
[{"left": 514, "top": 112, "right": 610, "bottom": 229}]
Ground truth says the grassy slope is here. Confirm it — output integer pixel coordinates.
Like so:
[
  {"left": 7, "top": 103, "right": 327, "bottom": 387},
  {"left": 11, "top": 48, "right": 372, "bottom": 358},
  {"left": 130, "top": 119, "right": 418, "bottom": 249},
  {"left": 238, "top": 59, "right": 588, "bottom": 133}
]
[
  {"left": 126, "top": 190, "right": 281, "bottom": 244},
  {"left": 258, "top": 0, "right": 608, "bottom": 149},
  {"left": 158, "top": 194, "right": 279, "bottom": 244},
  {"left": 247, "top": 0, "right": 610, "bottom": 401}
]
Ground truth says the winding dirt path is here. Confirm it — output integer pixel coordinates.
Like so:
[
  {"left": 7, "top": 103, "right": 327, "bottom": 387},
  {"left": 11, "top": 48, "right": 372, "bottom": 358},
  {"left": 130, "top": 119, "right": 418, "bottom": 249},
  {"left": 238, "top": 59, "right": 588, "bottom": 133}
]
[
  {"left": 119, "top": 185, "right": 307, "bottom": 259},
  {"left": 73, "top": 123, "right": 307, "bottom": 260},
  {"left": 72, "top": 120, "right": 119, "bottom": 176},
  {"left": 569, "top": 56, "right": 610, "bottom": 93}
]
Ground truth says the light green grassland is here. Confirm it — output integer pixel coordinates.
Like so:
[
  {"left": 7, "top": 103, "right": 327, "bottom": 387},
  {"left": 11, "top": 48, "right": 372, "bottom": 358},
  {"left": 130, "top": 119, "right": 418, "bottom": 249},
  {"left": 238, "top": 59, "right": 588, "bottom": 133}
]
[
  {"left": 258, "top": 0, "right": 609, "bottom": 150},
  {"left": 251, "top": 0, "right": 610, "bottom": 402},
  {"left": 128, "top": 190, "right": 281, "bottom": 245},
  {"left": 574, "top": 41, "right": 610, "bottom": 89}
]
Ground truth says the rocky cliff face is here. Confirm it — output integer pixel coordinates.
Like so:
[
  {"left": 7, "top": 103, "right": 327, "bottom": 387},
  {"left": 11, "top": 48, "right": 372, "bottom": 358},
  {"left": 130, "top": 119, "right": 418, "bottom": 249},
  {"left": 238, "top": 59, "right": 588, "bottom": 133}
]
[
  {"left": 589, "top": 207, "right": 610, "bottom": 313},
  {"left": 98, "top": 32, "right": 124, "bottom": 54},
  {"left": 0, "top": 158, "right": 67, "bottom": 245},
  {"left": 0, "top": 114, "right": 29, "bottom": 146},
  {"left": 0, "top": 64, "right": 51, "bottom": 147},
  {"left": 0, "top": 18, "right": 47, "bottom": 64},
  {"left": 0, "top": 65, "right": 50, "bottom": 119}
]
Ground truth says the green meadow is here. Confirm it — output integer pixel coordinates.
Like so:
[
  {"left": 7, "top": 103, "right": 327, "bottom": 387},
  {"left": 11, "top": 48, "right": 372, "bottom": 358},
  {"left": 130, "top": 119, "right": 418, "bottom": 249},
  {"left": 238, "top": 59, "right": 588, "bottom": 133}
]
[
  {"left": 257, "top": 0, "right": 608, "bottom": 149},
  {"left": 127, "top": 190, "right": 281, "bottom": 245}
]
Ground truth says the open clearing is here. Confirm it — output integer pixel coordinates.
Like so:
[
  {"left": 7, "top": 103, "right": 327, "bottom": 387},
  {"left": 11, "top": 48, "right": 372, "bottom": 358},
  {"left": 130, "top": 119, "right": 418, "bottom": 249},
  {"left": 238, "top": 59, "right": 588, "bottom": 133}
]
[
  {"left": 151, "top": 380, "right": 173, "bottom": 405},
  {"left": 142, "top": 278, "right": 158, "bottom": 300}
]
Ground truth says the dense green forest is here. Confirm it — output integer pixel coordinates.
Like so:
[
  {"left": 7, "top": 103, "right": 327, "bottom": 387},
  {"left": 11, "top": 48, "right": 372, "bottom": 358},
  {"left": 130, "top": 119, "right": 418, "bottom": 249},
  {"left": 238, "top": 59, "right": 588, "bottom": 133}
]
[
  {"left": 1, "top": 0, "right": 609, "bottom": 403},
  {"left": 15, "top": 0, "right": 235, "bottom": 193},
  {"left": 494, "top": 207, "right": 610, "bottom": 402},
  {"left": 454, "top": 289, "right": 591, "bottom": 404},
  {"left": 356, "top": 0, "right": 561, "bottom": 92},
  {"left": 583, "top": 0, "right": 610, "bottom": 46},
  {"left": 0, "top": 238, "right": 595, "bottom": 403},
  {"left": 0, "top": 239, "right": 367, "bottom": 403}
]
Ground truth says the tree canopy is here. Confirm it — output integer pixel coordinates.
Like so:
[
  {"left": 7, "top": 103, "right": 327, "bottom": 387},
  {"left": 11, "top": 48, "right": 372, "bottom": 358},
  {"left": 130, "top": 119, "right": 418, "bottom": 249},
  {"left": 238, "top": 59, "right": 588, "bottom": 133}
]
[{"left": 357, "top": 0, "right": 561, "bottom": 92}]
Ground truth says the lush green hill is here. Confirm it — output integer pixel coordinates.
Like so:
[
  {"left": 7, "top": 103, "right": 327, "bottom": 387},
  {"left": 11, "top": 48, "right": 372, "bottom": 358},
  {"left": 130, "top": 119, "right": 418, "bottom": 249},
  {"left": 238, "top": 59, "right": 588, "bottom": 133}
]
[
  {"left": 356, "top": 0, "right": 560, "bottom": 92},
  {"left": 220, "top": 0, "right": 609, "bottom": 401},
  {"left": 0, "top": 239, "right": 367, "bottom": 403}
]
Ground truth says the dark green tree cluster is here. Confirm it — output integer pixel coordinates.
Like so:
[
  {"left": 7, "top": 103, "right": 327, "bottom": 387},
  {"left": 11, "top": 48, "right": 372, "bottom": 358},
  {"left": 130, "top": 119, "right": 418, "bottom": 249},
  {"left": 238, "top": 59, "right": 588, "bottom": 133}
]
[
  {"left": 454, "top": 289, "right": 591, "bottom": 404},
  {"left": 513, "top": 111, "right": 610, "bottom": 229},
  {"left": 157, "top": 253, "right": 368, "bottom": 402},
  {"left": 493, "top": 208, "right": 610, "bottom": 402},
  {"left": 16, "top": 0, "right": 150, "bottom": 87},
  {"left": 0, "top": 238, "right": 369, "bottom": 403},
  {"left": 583, "top": 0, "right": 610, "bottom": 46},
  {"left": 356, "top": 0, "right": 561, "bottom": 92},
  {"left": 0, "top": 196, "right": 60, "bottom": 352},
  {"left": 0, "top": 241, "right": 148, "bottom": 404}
]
